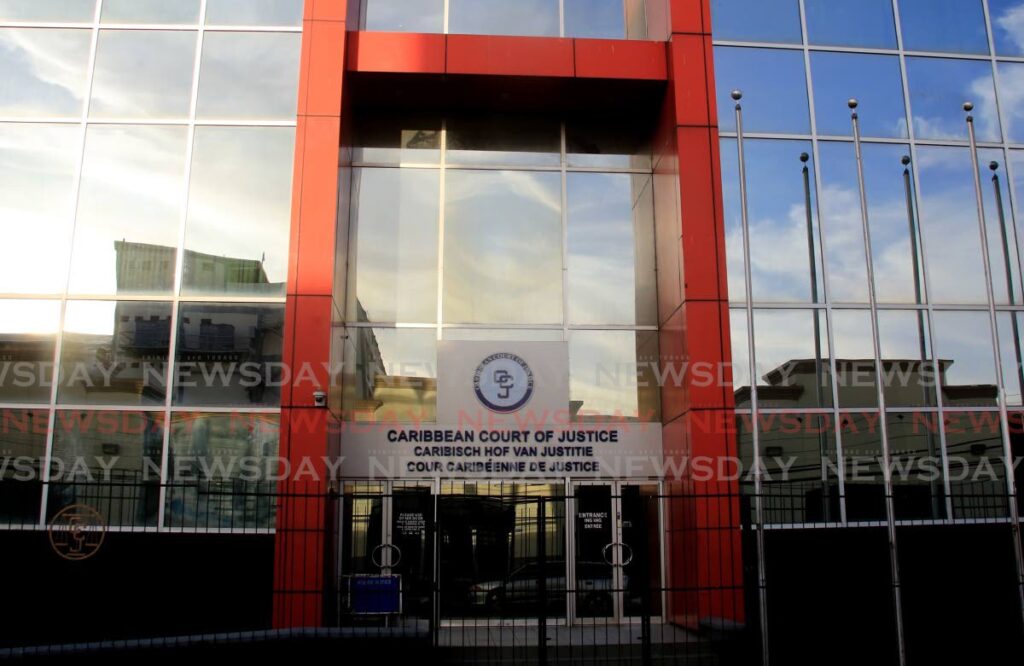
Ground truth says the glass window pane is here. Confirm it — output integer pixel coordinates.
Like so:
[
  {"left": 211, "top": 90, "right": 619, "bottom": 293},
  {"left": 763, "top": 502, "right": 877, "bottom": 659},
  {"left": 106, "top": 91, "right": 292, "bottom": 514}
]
[
  {"left": 0, "top": 300, "right": 59, "bottom": 403},
  {"left": 352, "top": 111, "right": 441, "bottom": 165},
  {"left": 979, "top": 148, "right": 1021, "bottom": 305},
  {"left": 752, "top": 309, "right": 831, "bottom": 409},
  {"left": 841, "top": 412, "right": 887, "bottom": 522},
  {"left": 990, "top": 0, "right": 1024, "bottom": 56},
  {"left": 362, "top": 0, "right": 444, "bottom": 32},
  {"left": 205, "top": 0, "right": 302, "bottom": 26},
  {"left": 569, "top": 330, "right": 659, "bottom": 422},
  {"left": 564, "top": 0, "right": 625, "bottom": 39},
  {"left": 101, "top": 0, "right": 200, "bottom": 24},
  {"left": 448, "top": 0, "right": 559, "bottom": 37},
  {"left": 183, "top": 126, "right": 295, "bottom": 297},
  {"left": 566, "top": 114, "right": 652, "bottom": 169},
  {"left": 172, "top": 303, "right": 284, "bottom": 407},
  {"left": 831, "top": 309, "right": 877, "bottom": 408},
  {"left": 197, "top": 31, "right": 300, "bottom": 121},
  {"left": 446, "top": 114, "right": 560, "bottom": 167},
  {"left": 916, "top": 146, "right": 989, "bottom": 304},
  {"left": 348, "top": 168, "right": 439, "bottom": 323},
  {"left": 943, "top": 411, "right": 1007, "bottom": 518},
  {"left": 905, "top": 57, "right": 1000, "bottom": 142},
  {"left": 48, "top": 409, "right": 164, "bottom": 526},
  {"left": 58, "top": 300, "right": 171, "bottom": 406},
  {"left": 443, "top": 170, "right": 563, "bottom": 325},
  {"left": 726, "top": 139, "right": 822, "bottom": 303},
  {"left": 442, "top": 329, "right": 563, "bottom": 341},
  {"left": 811, "top": 53, "right": 906, "bottom": 138},
  {"left": 817, "top": 142, "right": 871, "bottom": 303},
  {"left": 165, "top": 413, "right": 279, "bottom": 529},
  {"left": 758, "top": 411, "right": 839, "bottom": 524},
  {"left": 89, "top": 30, "right": 197, "bottom": 119},
  {"left": 886, "top": 412, "right": 947, "bottom": 520},
  {"left": 68, "top": 125, "right": 188, "bottom": 295},
  {"left": 898, "top": 0, "right": 989, "bottom": 54},
  {"left": 0, "top": 0, "right": 95, "bottom": 22},
  {"left": 0, "top": 409, "right": 47, "bottom": 525},
  {"left": 997, "top": 62, "right": 1024, "bottom": 143},
  {"left": 804, "top": 0, "right": 896, "bottom": 49},
  {"left": 877, "top": 310, "right": 936, "bottom": 408},
  {"left": 714, "top": 47, "right": 809, "bottom": 134},
  {"left": 931, "top": 310, "right": 998, "bottom": 407},
  {"left": 997, "top": 312, "right": 1024, "bottom": 406},
  {"left": 568, "top": 173, "right": 655, "bottom": 326},
  {"left": 719, "top": 139, "right": 747, "bottom": 302},
  {"left": 709, "top": 0, "right": 801, "bottom": 43},
  {"left": 342, "top": 327, "right": 436, "bottom": 422},
  {"left": 0, "top": 28, "right": 91, "bottom": 118},
  {"left": 729, "top": 308, "right": 751, "bottom": 409},
  {"left": 0, "top": 123, "right": 78, "bottom": 294}
]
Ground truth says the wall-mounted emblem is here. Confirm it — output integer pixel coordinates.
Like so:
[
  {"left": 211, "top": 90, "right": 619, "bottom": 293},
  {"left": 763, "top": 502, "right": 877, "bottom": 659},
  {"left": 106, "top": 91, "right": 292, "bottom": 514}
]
[{"left": 473, "top": 352, "right": 535, "bottom": 413}]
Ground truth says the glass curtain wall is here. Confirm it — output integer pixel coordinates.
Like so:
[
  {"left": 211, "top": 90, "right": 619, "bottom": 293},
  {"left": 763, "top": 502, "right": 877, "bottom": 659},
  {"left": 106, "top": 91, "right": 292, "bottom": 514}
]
[
  {"left": 358, "top": 0, "right": 649, "bottom": 40},
  {"left": 340, "top": 111, "right": 659, "bottom": 425},
  {"left": 0, "top": 0, "right": 303, "bottom": 530},
  {"left": 714, "top": 0, "right": 1024, "bottom": 525}
]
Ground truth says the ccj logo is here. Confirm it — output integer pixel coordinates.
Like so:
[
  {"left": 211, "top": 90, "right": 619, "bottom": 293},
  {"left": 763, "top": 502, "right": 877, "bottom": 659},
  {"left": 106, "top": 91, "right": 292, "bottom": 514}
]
[
  {"left": 48, "top": 504, "right": 106, "bottom": 561},
  {"left": 473, "top": 352, "right": 535, "bottom": 413}
]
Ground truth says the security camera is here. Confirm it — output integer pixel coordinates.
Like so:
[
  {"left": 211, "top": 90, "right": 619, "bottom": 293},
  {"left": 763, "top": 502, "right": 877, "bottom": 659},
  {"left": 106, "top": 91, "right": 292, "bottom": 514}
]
[{"left": 312, "top": 390, "right": 327, "bottom": 408}]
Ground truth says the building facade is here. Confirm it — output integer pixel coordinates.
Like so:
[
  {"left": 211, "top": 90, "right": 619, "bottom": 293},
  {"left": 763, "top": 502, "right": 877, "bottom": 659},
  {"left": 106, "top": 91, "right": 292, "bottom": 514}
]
[{"left": 0, "top": 1, "right": 1023, "bottom": 664}]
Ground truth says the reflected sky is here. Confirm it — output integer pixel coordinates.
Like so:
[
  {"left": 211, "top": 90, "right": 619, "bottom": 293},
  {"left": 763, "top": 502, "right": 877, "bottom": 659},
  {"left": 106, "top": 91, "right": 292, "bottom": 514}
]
[
  {"left": 931, "top": 310, "right": 997, "bottom": 387},
  {"left": 183, "top": 127, "right": 295, "bottom": 296},
  {"left": 816, "top": 142, "right": 870, "bottom": 303},
  {"left": 991, "top": 0, "right": 1024, "bottom": 56},
  {"left": 0, "top": 28, "right": 91, "bottom": 118},
  {"left": 710, "top": 0, "right": 800, "bottom": 44},
  {"left": 90, "top": 30, "right": 196, "bottom": 119},
  {"left": 362, "top": 0, "right": 443, "bottom": 32},
  {"left": 997, "top": 61, "right": 1024, "bottom": 143},
  {"left": 444, "top": 170, "right": 562, "bottom": 325},
  {"left": 715, "top": 46, "right": 809, "bottom": 134},
  {"left": 905, "top": 57, "right": 1000, "bottom": 142},
  {"left": 349, "top": 168, "right": 439, "bottom": 324},
  {"left": 752, "top": 308, "right": 831, "bottom": 408},
  {"left": 831, "top": 308, "right": 877, "bottom": 407},
  {"left": 567, "top": 173, "right": 648, "bottom": 326},
  {"left": 569, "top": 330, "right": 651, "bottom": 419},
  {"left": 978, "top": 148, "right": 1021, "bottom": 305},
  {"left": 877, "top": 309, "right": 935, "bottom": 407},
  {"left": 997, "top": 312, "right": 1024, "bottom": 405},
  {"left": 564, "top": 0, "right": 625, "bottom": 39},
  {"left": 729, "top": 308, "right": 750, "bottom": 398},
  {"left": 205, "top": 0, "right": 302, "bottom": 26},
  {"left": 898, "top": 0, "right": 989, "bottom": 54},
  {"left": 0, "top": 123, "right": 78, "bottom": 294},
  {"left": 721, "top": 139, "right": 821, "bottom": 303},
  {"left": 0, "top": 1, "right": 95, "bottom": 22},
  {"left": 811, "top": 52, "right": 906, "bottom": 138},
  {"left": 101, "top": 0, "right": 199, "bottom": 24},
  {"left": 69, "top": 125, "right": 188, "bottom": 295},
  {"left": 197, "top": 32, "right": 300, "bottom": 121},
  {"left": 804, "top": 0, "right": 896, "bottom": 49},
  {"left": 448, "top": 0, "right": 559, "bottom": 37}
]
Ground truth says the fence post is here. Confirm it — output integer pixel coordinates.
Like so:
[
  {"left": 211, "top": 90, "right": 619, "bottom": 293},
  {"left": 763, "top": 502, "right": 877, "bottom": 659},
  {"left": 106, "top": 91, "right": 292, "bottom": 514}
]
[
  {"left": 641, "top": 493, "right": 653, "bottom": 666},
  {"left": 538, "top": 497, "right": 548, "bottom": 666}
]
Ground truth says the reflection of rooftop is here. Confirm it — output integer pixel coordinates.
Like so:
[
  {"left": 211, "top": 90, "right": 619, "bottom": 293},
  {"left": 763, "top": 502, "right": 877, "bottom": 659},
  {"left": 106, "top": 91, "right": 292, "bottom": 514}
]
[
  {"left": 735, "top": 357, "right": 996, "bottom": 405},
  {"left": 114, "top": 240, "right": 277, "bottom": 293}
]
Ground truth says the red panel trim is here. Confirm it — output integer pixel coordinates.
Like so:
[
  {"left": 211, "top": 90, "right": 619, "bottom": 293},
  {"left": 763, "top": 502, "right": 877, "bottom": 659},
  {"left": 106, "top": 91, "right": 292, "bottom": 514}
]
[
  {"left": 446, "top": 34, "right": 574, "bottom": 77},
  {"left": 670, "top": 0, "right": 707, "bottom": 34},
  {"left": 306, "top": 21, "right": 347, "bottom": 116},
  {"left": 294, "top": 116, "right": 341, "bottom": 296},
  {"left": 347, "top": 31, "right": 446, "bottom": 74},
  {"left": 573, "top": 39, "right": 667, "bottom": 80},
  {"left": 669, "top": 34, "right": 711, "bottom": 127}
]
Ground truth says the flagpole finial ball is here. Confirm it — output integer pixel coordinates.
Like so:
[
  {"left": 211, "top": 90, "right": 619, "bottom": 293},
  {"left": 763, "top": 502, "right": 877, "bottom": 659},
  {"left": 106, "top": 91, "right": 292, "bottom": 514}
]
[
  {"left": 731, "top": 90, "right": 742, "bottom": 101},
  {"left": 848, "top": 98, "right": 858, "bottom": 109},
  {"left": 901, "top": 155, "right": 911, "bottom": 166},
  {"left": 963, "top": 102, "right": 975, "bottom": 112},
  {"left": 990, "top": 161, "right": 1000, "bottom": 172},
  {"left": 799, "top": 152, "right": 810, "bottom": 163}
]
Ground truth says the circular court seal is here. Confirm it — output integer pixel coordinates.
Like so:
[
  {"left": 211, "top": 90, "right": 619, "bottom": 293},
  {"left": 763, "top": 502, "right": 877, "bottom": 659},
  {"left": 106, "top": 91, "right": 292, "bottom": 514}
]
[
  {"left": 48, "top": 504, "right": 106, "bottom": 561},
  {"left": 473, "top": 352, "right": 535, "bottom": 413}
]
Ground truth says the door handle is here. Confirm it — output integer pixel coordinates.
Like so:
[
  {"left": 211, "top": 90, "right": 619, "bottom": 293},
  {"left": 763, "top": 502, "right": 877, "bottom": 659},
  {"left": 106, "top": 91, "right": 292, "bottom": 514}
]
[
  {"left": 371, "top": 543, "right": 403, "bottom": 568},
  {"left": 601, "top": 542, "right": 633, "bottom": 566}
]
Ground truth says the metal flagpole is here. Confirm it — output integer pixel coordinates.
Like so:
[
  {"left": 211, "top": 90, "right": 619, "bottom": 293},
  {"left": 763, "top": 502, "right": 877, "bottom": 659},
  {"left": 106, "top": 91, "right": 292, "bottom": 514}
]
[
  {"left": 900, "top": 155, "right": 942, "bottom": 518},
  {"left": 964, "top": 101, "right": 1024, "bottom": 632},
  {"left": 849, "top": 99, "right": 906, "bottom": 666},
  {"left": 989, "top": 160, "right": 1024, "bottom": 401},
  {"left": 800, "top": 152, "right": 830, "bottom": 522},
  {"left": 733, "top": 89, "right": 770, "bottom": 666}
]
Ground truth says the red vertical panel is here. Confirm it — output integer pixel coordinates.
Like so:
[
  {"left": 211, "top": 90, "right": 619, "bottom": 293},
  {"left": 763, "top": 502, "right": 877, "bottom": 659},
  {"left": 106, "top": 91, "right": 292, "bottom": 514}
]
[{"left": 274, "top": 0, "right": 346, "bottom": 630}]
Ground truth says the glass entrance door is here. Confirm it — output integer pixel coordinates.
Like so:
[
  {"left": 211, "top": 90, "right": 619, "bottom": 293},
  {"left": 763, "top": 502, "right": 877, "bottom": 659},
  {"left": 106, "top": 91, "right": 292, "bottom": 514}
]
[
  {"left": 570, "top": 481, "right": 663, "bottom": 623},
  {"left": 339, "top": 481, "right": 434, "bottom": 621}
]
